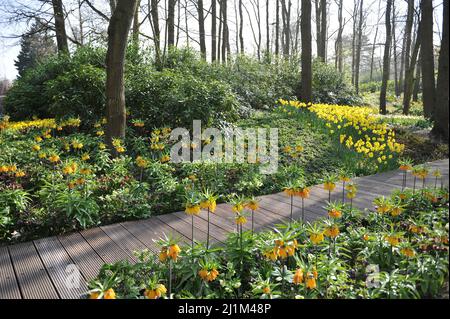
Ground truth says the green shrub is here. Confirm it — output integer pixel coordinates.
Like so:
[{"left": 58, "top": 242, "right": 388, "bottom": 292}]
[
  {"left": 126, "top": 67, "right": 240, "bottom": 128},
  {"left": 45, "top": 64, "right": 106, "bottom": 125},
  {"left": 359, "top": 80, "right": 395, "bottom": 94},
  {"left": 312, "top": 61, "right": 362, "bottom": 105},
  {"left": 4, "top": 47, "right": 106, "bottom": 121}
]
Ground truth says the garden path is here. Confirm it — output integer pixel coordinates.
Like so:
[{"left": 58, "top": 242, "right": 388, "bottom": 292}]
[{"left": 0, "top": 159, "right": 448, "bottom": 299}]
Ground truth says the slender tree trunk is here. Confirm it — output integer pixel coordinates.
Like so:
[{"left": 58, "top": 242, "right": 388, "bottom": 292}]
[
  {"left": 320, "top": 0, "right": 327, "bottom": 61},
  {"left": 355, "top": 0, "right": 364, "bottom": 94},
  {"left": 369, "top": 0, "right": 381, "bottom": 82},
  {"left": 380, "top": 0, "right": 392, "bottom": 115},
  {"left": 222, "top": 0, "right": 229, "bottom": 64},
  {"left": 218, "top": 0, "right": 223, "bottom": 61},
  {"left": 402, "top": 0, "right": 414, "bottom": 95},
  {"left": 150, "top": 0, "right": 162, "bottom": 67},
  {"left": 176, "top": 0, "right": 181, "bottom": 45},
  {"left": 105, "top": 0, "right": 139, "bottom": 153},
  {"left": 335, "top": 0, "right": 344, "bottom": 72},
  {"left": 420, "top": 0, "right": 435, "bottom": 119},
  {"left": 392, "top": 0, "right": 399, "bottom": 97},
  {"left": 239, "top": 0, "right": 244, "bottom": 54},
  {"left": 266, "top": 0, "right": 270, "bottom": 58},
  {"left": 280, "top": 0, "right": 291, "bottom": 58},
  {"left": 132, "top": 0, "right": 141, "bottom": 47},
  {"left": 77, "top": 0, "right": 84, "bottom": 45},
  {"left": 212, "top": 0, "right": 217, "bottom": 62},
  {"left": 403, "top": 24, "right": 421, "bottom": 115},
  {"left": 294, "top": 8, "right": 300, "bottom": 55},
  {"left": 275, "top": 0, "right": 280, "bottom": 55},
  {"left": 413, "top": 56, "right": 421, "bottom": 101},
  {"left": 432, "top": 0, "right": 449, "bottom": 141},
  {"left": 185, "top": 0, "right": 190, "bottom": 47},
  {"left": 351, "top": 0, "right": 358, "bottom": 85},
  {"left": 197, "top": 0, "right": 207, "bottom": 58},
  {"left": 51, "top": 0, "right": 69, "bottom": 53},
  {"left": 167, "top": 0, "right": 176, "bottom": 47},
  {"left": 315, "top": 0, "right": 321, "bottom": 60},
  {"left": 301, "top": 0, "right": 312, "bottom": 102}
]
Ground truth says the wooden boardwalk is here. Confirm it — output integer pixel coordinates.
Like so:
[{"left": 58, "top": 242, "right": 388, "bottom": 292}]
[{"left": 0, "top": 159, "right": 448, "bottom": 299}]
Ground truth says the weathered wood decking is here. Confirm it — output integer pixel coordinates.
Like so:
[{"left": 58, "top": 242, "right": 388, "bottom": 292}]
[{"left": 0, "top": 159, "right": 448, "bottom": 299}]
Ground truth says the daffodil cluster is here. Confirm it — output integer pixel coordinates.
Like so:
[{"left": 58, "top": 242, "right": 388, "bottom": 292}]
[{"left": 277, "top": 100, "right": 405, "bottom": 166}]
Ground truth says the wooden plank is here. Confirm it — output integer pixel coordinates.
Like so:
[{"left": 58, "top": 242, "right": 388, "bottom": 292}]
[
  {"left": 122, "top": 217, "right": 190, "bottom": 251},
  {"left": 194, "top": 207, "right": 240, "bottom": 233},
  {"left": 100, "top": 224, "right": 148, "bottom": 260},
  {"left": 173, "top": 212, "right": 229, "bottom": 243},
  {"left": 213, "top": 205, "right": 255, "bottom": 231},
  {"left": 258, "top": 195, "right": 325, "bottom": 222},
  {"left": 34, "top": 237, "right": 88, "bottom": 299},
  {"left": 58, "top": 232, "right": 105, "bottom": 281},
  {"left": 0, "top": 246, "right": 21, "bottom": 299},
  {"left": 157, "top": 213, "right": 211, "bottom": 243},
  {"left": 80, "top": 227, "right": 133, "bottom": 264},
  {"left": 8, "top": 242, "right": 59, "bottom": 299}
]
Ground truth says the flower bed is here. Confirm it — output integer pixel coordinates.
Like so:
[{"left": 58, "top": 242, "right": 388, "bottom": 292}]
[{"left": 88, "top": 187, "right": 449, "bottom": 299}]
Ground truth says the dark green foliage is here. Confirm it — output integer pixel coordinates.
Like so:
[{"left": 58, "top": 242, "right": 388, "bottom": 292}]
[
  {"left": 5, "top": 47, "right": 106, "bottom": 121},
  {"left": 14, "top": 22, "right": 57, "bottom": 77},
  {"left": 312, "top": 61, "right": 362, "bottom": 105},
  {"left": 5, "top": 46, "right": 362, "bottom": 126}
]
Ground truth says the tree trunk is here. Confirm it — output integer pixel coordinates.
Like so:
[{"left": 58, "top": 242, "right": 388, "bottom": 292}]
[
  {"left": 105, "top": 0, "right": 139, "bottom": 153},
  {"left": 197, "top": 0, "right": 207, "bottom": 58},
  {"left": 132, "top": 0, "right": 141, "bottom": 47},
  {"left": 403, "top": 24, "right": 421, "bottom": 115},
  {"left": 275, "top": 0, "right": 280, "bottom": 55},
  {"left": 420, "top": 0, "right": 435, "bottom": 118},
  {"left": 109, "top": 0, "right": 116, "bottom": 13},
  {"left": 77, "top": 0, "right": 84, "bottom": 45},
  {"left": 221, "top": 0, "right": 229, "bottom": 64},
  {"left": 212, "top": 0, "right": 217, "bottom": 62},
  {"left": 413, "top": 56, "right": 421, "bottom": 101},
  {"left": 315, "top": 0, "right": 321, "bottom": 60},
  {"left": 402, "top": 0, "right": 414, "bottom": 95},
  {"left": 354, "top": 0, "right": 364, "bottom": 94},
  {"left": 266, "top": 0, "right": 270, "bottom": 58},
  {"left": 167, "top": 0, "right": 176, "bottom": 47},
  {"left": 150, "top": 0, "right": 162, "bottom": 67},
  {"left": 392, "top": 0, "right": 399, "bottom": 97},
  {"left": 369, "top": 0, "right": 381, "bottom": 82},
  {"left": 335, "top": 0, "right": 344, "bottom": 72},
  {"left": 351, "top": 0, "right": 358, "bottom": 85},
  {"left": 239, "top": 0, "right": 244, "bottom": 54},
  {"left": 218, "top": 0, "right": 223, "bottom": 61},
  {"left": 379, "top": 0, "right": 392, "bottom": 115},
  {"left": 320, "top": 0, "right": 327, "bottom": 61},
  {"left": 51, "top": 0, "right": 69, "bottom": 53},
  {"left": 432, "top": 0, "right": 449, "bottom": 141},
  {"left": 280, "top": 0, "right": 291, "bottom": 58},
  {"left": 301, "top": 0, "right": 312, "bottom": 102}
]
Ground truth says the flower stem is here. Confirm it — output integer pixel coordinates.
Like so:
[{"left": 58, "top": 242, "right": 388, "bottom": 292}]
[
  {"left": 169, "top": 260, "right": 172, "bottom": 300},
  {"left": 191, "top": 214, "right": 194, "bottom": 251},
  {"left": 207, "top": 208, "right": 210, "bottom": 250},
  {"left": 302, "top": 197, "right": 305, "bottom": 222},
  {"left": 342, "top": 181, "right": 345, "bottom": 203},
  {"left": 251, "top": 210, "right": 254, "bottom": 234},
  {"left": 290, "top": 195, "right": 293, "bottom": 222}
]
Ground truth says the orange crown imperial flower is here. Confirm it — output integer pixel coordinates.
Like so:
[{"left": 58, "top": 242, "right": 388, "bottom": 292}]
[
  {"left": 324, "top": 182, "right": 336, "bottom": 192},
  {"left": 185, "top": 204, "right": 201, "bottom": 216},
  {"left": 293, "top": 269, "right": 304, "bottom": 285},
  {"left": 324, "top": 225, "right": 340, "bottom": 238},
  {"left": 328, "top": 209, "right": 342, "bottom": 219},
  {"left": 310, "top": 232, "right": 325, "bottom": 245}
]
